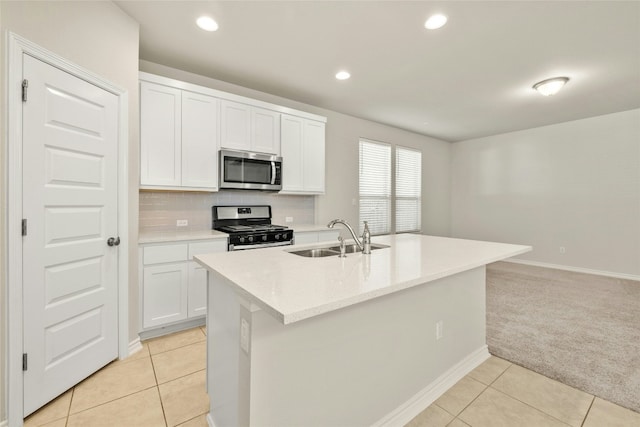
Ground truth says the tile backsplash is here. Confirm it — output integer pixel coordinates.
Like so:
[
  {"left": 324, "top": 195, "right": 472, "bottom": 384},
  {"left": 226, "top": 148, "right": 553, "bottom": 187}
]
[{"left": 139, "top": 190, "right": 315, "bottom": 232}]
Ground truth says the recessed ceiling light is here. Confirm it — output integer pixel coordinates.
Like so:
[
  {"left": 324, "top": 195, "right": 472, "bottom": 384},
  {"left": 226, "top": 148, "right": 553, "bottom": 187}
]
[
  {"left": 424, "top": 14, "right": 447, "bottom": 30},
  {"left": 335, "top": 71, "right": 351, "bottom": 80},
  {"left": 197, "top": 16, "right": 219, "bottom": 32},
  {"left": 532, "top": 77, "right": 570, "bottom": 96}
]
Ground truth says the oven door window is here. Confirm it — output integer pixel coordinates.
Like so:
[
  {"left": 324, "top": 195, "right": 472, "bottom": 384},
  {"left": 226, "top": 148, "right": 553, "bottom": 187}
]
[{"left": 224, "top": 157, "right": 273, "bottom": 184}]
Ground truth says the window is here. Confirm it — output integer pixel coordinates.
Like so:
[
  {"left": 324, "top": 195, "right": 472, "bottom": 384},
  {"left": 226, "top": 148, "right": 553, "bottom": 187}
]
[
  {"left": 395, "top": 147, "right": 422, "bottom": 233},
  {"left": 359, "top": 140, "right": 422, "bottom": 235},
  {"left": 359, "top": 140, "right": 391, "bottom": 235}
]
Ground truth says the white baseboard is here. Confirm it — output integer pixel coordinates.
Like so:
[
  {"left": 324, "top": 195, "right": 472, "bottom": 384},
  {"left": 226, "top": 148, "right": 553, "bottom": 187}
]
[
  {"left": 0, "top": 419, "right": 8, "bottom": 427},
  {"left": 139, "top": 317, "right": 206, "bottom": 341},
  {"left": 504, "top": 258, "right": 640, "bottom": 281},
  {"left": 373, "top": 345, "right": 490, "bottom": 427},
  {"left": 127, "top": 336, "right": 143, "bottom": 358}
]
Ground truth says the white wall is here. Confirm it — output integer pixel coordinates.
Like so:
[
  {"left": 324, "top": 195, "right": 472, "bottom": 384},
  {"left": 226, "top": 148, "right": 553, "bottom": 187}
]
[
  {"left": 0, "top": 1, "right": 139, "bottom": 422},
  {"left": 139, "top": 61, "right": 452, "bottom": 237},
  {"left": 451, "top": 109, "right": 640, "bottom": 277}
]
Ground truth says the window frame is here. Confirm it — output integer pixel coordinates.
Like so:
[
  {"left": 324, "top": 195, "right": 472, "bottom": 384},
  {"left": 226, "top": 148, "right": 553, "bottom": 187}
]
[{"left": 358, "top": 138, "right": 423, "bottom": 235}]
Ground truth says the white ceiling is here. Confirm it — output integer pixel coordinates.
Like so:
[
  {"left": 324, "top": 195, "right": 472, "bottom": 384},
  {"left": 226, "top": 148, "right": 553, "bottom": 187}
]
[{"left": 115, "top": 1, "right": 640, "bottom": 142}]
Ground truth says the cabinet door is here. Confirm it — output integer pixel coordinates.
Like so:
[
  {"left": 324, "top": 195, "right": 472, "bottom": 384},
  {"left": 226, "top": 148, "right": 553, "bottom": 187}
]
[
  {"left": 187, "top": 240, "right": 227, "bottom": 318},
  {"left": 220, "top": 100, "right": 251, "bottom": 151},
  {"left": 303, "top": 120, "right": 326, "bottom": 193},
  {"left": 280, "top": 114, "right": 304, "bottom": 192},
  {"left": 182, "top": 92, "right": 219, "bottom": 189},
  {"left": 143, "top": 263, "right": 188, "bottom": 328},
  {"left": 140, "top": 82, "right": 181, "bottom": 186},
  {"left": 252, "top": 107, "right": 281, "bottom": 155},
  {"left": 188, "top": 262, "right": 207, "bottom": 318}
]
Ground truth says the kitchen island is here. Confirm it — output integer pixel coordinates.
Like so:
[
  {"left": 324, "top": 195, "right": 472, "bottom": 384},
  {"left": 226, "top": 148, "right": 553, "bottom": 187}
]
[{"left": 195, "top": 234, "right": 530, "bottom": 427}]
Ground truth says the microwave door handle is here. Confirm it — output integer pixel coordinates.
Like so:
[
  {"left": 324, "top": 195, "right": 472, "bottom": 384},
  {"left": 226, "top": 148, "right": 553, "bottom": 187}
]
[{"left": 271, "top": 161, "right": 276, "bottom": 185}]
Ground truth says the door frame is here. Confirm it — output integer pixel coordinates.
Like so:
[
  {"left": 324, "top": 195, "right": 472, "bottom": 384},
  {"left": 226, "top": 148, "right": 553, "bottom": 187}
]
[{"left": 4, "top": 32, "right": 130, "bottom": 425}]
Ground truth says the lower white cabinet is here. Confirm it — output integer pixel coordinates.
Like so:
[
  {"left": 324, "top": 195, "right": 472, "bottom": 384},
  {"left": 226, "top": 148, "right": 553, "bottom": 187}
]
[
  {"left": 143, "top": 262, "right": 188, "bottom": 328},
  {"left": 293, "top": 229, "right": 340, "bottom": 245},
  {"left": 188, "top": 262, "right": 208, "bottom": 318},
  {"left": 140, "top": 239, "right": 227, "bottom": 330}
]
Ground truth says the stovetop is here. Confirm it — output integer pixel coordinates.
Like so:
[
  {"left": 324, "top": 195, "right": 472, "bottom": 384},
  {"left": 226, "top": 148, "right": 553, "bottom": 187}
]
[
  {"left": 212, "top": 205, "right": 294, "bottom": 250},
  {"left": 217, "top": 224, "right": 289, "bottom": 234}
]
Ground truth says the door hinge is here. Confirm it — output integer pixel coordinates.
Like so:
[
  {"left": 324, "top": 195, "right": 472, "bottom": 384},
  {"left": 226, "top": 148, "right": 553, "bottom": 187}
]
[
  {"left": 22, "top": 353, "right": 28, "bottom": 371},
  {"left": 22, "top": 79, "right": 28, "bottom": 102},
  {"left": 22, "top": 219, "right": 27, "bottom": 236}
]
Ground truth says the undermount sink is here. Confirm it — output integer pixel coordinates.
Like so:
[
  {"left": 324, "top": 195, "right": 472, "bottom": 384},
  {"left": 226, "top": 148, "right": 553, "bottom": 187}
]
[
  {"left": 289, "top": 248, "right": 341, "bottom": 258},
  {"left": 288, "top": 243, "right": 390, "bottom": 257},
  {"left": 325, "top": 243, "right": 390, "bottom": 253}
]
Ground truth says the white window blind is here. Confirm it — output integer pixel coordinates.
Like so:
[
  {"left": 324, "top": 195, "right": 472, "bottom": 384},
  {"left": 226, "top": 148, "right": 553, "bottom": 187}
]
[
  {"left": 395, "top": 147, "right": 422, "bottom": 233},
  {"left": 359, "top": 140, "right": 391, "bottom": 235}
]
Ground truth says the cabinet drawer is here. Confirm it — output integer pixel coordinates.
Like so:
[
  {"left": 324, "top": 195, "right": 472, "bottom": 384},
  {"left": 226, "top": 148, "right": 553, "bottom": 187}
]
[
  {"left": 144, "top": 244, "right": 188, "bottom": 265},
  {"left": 188, "top": 240, "right": 228, "bottom": 259}
]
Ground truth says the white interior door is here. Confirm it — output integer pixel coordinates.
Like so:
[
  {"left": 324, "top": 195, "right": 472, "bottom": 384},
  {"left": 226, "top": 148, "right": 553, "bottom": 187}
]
[{"left": 22, "top": 54, "right": 119, "bottom": 416}]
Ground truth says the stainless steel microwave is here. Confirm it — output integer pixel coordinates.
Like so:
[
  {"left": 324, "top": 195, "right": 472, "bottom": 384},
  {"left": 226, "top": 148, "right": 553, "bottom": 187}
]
[{"left": 219, "top": 149, "right": 282, "bottom": 191}]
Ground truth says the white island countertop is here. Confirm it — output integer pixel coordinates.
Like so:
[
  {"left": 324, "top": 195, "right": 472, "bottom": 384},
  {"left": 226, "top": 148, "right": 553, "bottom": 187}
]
[{"left": 195, "top": 234, "right": 531, "bottom": 324}]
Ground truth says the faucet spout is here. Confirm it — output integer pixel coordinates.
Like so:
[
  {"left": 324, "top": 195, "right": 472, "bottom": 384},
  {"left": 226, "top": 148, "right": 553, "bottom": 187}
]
[{"left": 327, "top": 219, "right": 367, "bottom": 253}]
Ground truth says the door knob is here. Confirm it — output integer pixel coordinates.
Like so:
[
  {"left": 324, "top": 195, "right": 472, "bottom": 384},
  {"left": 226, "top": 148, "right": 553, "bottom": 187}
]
[{"left": 107, "top": 237, "right": 121, "bottom": 247}]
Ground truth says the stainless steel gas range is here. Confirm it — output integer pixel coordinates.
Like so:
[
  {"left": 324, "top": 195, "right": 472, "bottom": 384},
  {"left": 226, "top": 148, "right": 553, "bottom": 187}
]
[{"left": 212, "top": 205, "right": 294, "bottom": 251}]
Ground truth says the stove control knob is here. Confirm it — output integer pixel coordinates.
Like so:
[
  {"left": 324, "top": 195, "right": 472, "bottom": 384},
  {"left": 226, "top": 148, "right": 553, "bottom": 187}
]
[
  {"left": 275, "top": 234, "right": 280, "bottom": 240},
  {"left": 248, "top": 236, "right": 254, "bottom": 242},
  {"left": 262, "top": 235, "right": 268, "bottom": 241},
  {"left": 239, "top": 237, "right": 245, "bottom": 243}
]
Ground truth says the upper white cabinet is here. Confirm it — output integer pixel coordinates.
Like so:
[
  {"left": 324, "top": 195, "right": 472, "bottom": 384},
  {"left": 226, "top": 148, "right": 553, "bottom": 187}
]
[
  {"left": 139, "top": 72, "right": 326, "bottom": 193},
  {"left": 140, "top": 82, "right": 182, "bottom": 187},
  {"left": 280, "top": 114, "right": 326, "bottom": 194},
  {"left": 140, "top": 81, "right": 219, "bottom": 191},
  {"left": 182, "top": 91, "right": 220, "bottom": 188},
  {"left": 220, "top": 100, "right": 281, "bottom": 155}
]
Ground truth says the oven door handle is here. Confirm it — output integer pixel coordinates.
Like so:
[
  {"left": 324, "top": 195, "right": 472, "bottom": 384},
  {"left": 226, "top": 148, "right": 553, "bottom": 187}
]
[{"left": 229, "top": 241, "right": 293, "bottom": 251}]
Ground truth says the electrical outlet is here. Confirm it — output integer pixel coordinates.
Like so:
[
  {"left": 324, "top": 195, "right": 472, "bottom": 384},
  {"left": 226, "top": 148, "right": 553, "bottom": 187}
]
[
  {"left": 240, "top": 318, "right": 250, "bottom": 354},
  {"left": 285, "top": 217, "right": 293, "bottom": 223},
  {"left": 176, "top": 219, "right": 188, "bottom": 227},
  {"left": 436, "top": 320, "right": 443, "bottom": 340}
]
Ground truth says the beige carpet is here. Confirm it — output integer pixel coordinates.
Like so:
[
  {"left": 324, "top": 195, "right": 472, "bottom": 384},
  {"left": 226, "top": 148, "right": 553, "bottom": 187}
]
[{"left": 486, "top": 261, "right": 640, "bottom": 413}]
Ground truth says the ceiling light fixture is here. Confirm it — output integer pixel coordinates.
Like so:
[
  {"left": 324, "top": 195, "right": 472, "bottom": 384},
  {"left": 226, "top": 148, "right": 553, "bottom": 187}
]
[
  {"left": 424, "top": 14, "right": 447, "bottom": 30},
  {"left": 335, "top": 71, "right": 351, "bottom": 80},
  {"left": 532, "top": 77, "right": 569, "bottom": 96},
  {"left": 196, "top": 16, "right": 219, "bottom": 32}
]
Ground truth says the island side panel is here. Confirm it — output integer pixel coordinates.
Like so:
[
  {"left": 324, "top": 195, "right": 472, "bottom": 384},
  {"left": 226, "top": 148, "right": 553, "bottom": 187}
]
[
  {"left": 208, "top": 271, "right": 250, "bottom": 427},
  {"left": 247, "top": 266, "right": 488, "bottom": 426}
]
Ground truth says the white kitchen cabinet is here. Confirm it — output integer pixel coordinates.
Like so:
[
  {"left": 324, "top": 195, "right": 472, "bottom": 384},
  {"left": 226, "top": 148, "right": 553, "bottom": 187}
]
[
  {"left": 187, "top": 240, "right": 228, "bottom": 317},
  {"left": 140, "top": 238, "right": 227, "bottom": 331},
  {"left": 143, "top": 262, "right": 189, "bottom": 328},
  {"left": 280, "top": 114, "right": 325, "bottom": 194},
  {"left": 293, "top": 229, "right": 340, "bottom": 245},
  {"left": 220, "top": 99, "right": 281, "bottom": 155},
  {"left": 188, "top": 262, "right": 208, "bottom": 318},
  {"left": 182, "top": 91, "right": 220, "bottom": 188},
  {"left": 140, "top": 81, "right": 181, "bottom": 187},
  {"left": 140, "top": 81, "right": 219, "bottom": 191}
]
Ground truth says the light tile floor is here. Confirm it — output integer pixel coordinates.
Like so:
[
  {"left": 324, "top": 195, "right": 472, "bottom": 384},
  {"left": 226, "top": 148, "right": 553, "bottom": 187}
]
[
  {"left": 407, "top": 356, "right": 640, "bottom": 427},
  {"left": 24, "top": 326, "right": 209, "bottom": 427},
  {"left": 25, "top": 326, "right": 640, "bottom": 427}
]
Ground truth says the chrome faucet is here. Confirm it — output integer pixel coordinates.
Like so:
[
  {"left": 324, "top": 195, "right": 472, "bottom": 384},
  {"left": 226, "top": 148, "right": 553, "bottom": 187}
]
[{"left": 327, "top": 219, "right": 372, "bottom": 254}]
